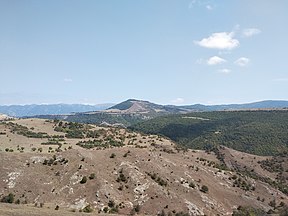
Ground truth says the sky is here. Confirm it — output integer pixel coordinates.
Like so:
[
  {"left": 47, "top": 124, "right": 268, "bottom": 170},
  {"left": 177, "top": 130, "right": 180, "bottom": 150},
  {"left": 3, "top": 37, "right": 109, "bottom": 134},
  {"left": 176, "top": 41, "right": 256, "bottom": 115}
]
[{"left": 0, "top": 0, "right": 288, "bottom": 105}]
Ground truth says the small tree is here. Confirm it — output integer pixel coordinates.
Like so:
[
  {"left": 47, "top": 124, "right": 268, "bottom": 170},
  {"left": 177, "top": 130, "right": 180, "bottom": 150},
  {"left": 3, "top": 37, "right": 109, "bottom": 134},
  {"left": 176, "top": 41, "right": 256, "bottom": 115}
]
[
  {"left": 1, "top": 193, "right": 14, "bottom": 203},
  {"left": 189, "top": 182, "right": 195, "bottom": 188},
  {"left": 268, "top": 199, "right": 276, "bottom": 209},
  {"left": 89, "top": 173, "right": 96, "bottom": 180},
  {"left": 108, "top": 200, "right": 115, "bottom": 208},
  {"left": 200, "top": 185, "right": 209, "bottom": 193},
  {"left": 82, "top": 204, "right": 93, "bottom": 213},
  {"left": 80, "top": 176, "right": 87, "bottom": 184},
  {"left": 134, "top": 204, "right": 141, "bottom": 213}
]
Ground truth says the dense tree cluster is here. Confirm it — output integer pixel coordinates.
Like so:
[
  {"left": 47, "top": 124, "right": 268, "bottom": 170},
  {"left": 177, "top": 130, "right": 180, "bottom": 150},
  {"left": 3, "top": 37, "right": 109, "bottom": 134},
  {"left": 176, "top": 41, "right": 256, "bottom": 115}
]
[{"left": 130, "top": 110, "right": 288, "bottom": 156}]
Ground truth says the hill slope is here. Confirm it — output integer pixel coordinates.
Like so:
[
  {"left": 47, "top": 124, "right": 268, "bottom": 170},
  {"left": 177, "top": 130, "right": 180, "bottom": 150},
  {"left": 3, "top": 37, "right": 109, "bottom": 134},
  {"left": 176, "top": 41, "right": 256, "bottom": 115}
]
[
  {"left": 1, "top": 118, "right": 287, "bottom": 215},
  {"left": 107, "top": 99, "right": 185, "bottom": 114},
  {"left": 130, "top": 110, "right": 288, "bottom": 156}
]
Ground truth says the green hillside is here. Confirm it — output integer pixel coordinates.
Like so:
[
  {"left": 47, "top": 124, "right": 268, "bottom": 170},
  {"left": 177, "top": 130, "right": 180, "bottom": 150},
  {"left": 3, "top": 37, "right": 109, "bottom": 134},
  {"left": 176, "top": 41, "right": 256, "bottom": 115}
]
[
  {"left": 130, "top": 110, "right": 288, "bottom": 156},
  {"left": 66, "top": 113, "right": 145, "bottom": 126}
]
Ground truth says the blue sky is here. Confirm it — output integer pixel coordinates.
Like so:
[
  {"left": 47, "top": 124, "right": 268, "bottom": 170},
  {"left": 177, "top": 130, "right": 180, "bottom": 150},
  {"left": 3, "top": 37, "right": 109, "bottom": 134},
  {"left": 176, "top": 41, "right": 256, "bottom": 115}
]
[{"left": 0, "top": 0, "right": 288, "bottom": 105}]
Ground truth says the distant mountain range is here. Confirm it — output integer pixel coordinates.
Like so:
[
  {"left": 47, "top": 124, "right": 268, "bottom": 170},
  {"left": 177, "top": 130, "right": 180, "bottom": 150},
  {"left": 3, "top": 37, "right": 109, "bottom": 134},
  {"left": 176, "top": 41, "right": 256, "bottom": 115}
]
[
  {"left": 108, "top": 99, "right": 288, "bottom": 113},
  {"left": 1, "top": 99, "right": 288, "bottom": 124},
  {"left": 0, "top": 103, "right": 114, "bottom": 117},
  {"left": 180, "top": 100, "right": 288, "bottom": 111},
  {"left": 16, "top": 99, "right": 288, "bottom": 127}
]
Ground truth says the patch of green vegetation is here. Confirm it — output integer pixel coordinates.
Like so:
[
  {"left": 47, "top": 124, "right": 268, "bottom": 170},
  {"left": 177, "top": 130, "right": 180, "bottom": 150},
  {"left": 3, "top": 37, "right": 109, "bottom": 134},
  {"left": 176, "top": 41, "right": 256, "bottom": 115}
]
[
  {"left": 189, "top": 182, "right": 195, "bottom": 188},
  {"left": 259, "top": 156, "right": 285, "bottom": 173},
  {"left": 130, "top": 110, "right": 288, "bottom": 156},
  {"left": 89, "top": 173, "right": 96, "bottom": 180},
  {"left": 116, "top": 169, "right": 128, "bottom": 183},
  {"left": 80, "top": 176, "right": 87, "bottom": 184},
  {"left": 82, "top": 204, "right": 93, "bottom": 213},
  {"left": 6, "top": 122, "right": 50, "bottom": 138},
  {"left": 200, "top": 185, "right": 209, "bottom": 193},
  {"left": 1, "top": 193, "right": 14, "bottom": 203},
  {"left": 54, "top": 121, "right": 90, "bottom": 139},
  {"left": 110, "top": 153, "right": 116, "bottom": 158},
  {"left": 232, "top": 206, "right": 267, "bottom": 216},
  {"left": 146, "top": 172, "right": 168, "bottom": 187},
  {"left": 42, "top": 155, "right": 68, "bottom": 166},
  {"left": 65, "top": 112, "right": 145, "bottom": 127},
  {"left": 41, "top": 138, "right": 65, "bottom": 145},
  {"left": 232, "top": 177, "right": 254, "bottom": 191}
]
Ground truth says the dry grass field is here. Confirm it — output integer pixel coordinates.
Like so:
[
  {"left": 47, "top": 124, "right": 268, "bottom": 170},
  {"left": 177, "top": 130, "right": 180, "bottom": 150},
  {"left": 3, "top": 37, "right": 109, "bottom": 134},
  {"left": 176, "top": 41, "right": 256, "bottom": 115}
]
[{"left": 0, "top": 118, "right": 287, "bottom": 215}]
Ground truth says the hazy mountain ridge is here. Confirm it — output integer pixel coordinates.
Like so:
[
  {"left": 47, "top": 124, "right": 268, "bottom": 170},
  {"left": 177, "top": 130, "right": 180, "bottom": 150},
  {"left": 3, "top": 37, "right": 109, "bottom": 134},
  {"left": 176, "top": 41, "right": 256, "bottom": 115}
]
[
  {"left": 0, "top": 103, "right": 114, "bottom": 117},
  {"left": 2, "top": 99, "right": 288, "bottom": 127},
  {"left": 180, "top": 100, "right": 288, "bottom": 111}
]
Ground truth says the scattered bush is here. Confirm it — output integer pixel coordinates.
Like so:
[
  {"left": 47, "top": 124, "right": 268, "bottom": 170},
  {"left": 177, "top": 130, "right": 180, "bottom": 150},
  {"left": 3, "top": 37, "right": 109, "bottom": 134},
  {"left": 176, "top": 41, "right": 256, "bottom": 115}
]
[
  {"left": 89, "top": 173, "right": 96, "bottom": 180},
  {"left": 232, "top": 206, "right": 266, "bottom": 216},
  {"left": 189, "top": 182, "right": 195, "bottom": 188},
  {"left": 82, "top": 204, "right": 93, "bottom": 213},
  {"left": 80, "top": 176, "right": 87, "bottom": 184},
  {"left": 1, "top": 193, "right": 14, "bottom": 203},
  {"left": 200, "top": 185, "right": 209, "bottom": 193}
]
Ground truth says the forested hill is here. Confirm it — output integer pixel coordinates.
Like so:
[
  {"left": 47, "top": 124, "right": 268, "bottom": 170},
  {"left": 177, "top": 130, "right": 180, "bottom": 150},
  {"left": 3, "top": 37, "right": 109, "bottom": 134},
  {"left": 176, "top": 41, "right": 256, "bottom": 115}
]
[{"left": 129, "top": 110, "right": 288, "bottom": 156}]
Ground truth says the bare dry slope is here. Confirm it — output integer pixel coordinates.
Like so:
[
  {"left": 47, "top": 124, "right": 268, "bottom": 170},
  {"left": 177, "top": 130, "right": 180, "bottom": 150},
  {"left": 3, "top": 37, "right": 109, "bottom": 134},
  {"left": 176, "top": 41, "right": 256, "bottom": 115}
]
[{"left": 0, "top": 118, "right": 287, "bottom": 215}]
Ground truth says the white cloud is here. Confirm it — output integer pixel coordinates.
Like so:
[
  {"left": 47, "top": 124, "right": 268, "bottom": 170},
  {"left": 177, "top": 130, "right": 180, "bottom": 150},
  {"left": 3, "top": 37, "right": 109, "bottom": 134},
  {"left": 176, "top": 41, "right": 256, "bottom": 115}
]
[
  {"left": 207, "top": 56, "right": 226, "bottom": 65},
  {"left": 234, "top": 57, "right": 250, "bottom": 66},
  {"left": 171, "top": 98, "right": 185, "bottom": 104},
  {"left": 189, "top": 0, "right": 214, "bottom": 10},
  {"left": 218, "top": 69, "right": 231, "bottom": 74},
  {"left": 194, "top": 32, "right": 239, "bottom": 50},
  {"left": 206, "top": 5, "right": 213, "bottom": 10},
  {"left": 242, "top": 28, "right": 261, "bottom": 37},
  {"left": 64, "top": 78, "right": 73, "bottom": 82}
]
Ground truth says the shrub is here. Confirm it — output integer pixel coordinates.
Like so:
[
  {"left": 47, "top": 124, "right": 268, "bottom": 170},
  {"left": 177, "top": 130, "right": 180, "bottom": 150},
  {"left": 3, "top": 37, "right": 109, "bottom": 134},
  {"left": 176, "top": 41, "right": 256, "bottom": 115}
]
[
  {"left": 134, "top": 204, "right": 141, "bottom": 213},
  {"left": 103, "top": 206, "right": 109, "bottom": 213},
  {"left": 80, "top": 176, "right": 87, "bottom": 184},
  {"left": 1, "top": 193, "right": 14, "bottom": 203},
  {"left": 200, "top": 185, "right": 209, "bottom": 193},
  {"left": 189, "top": 182, "right": 195, "bottom": 188},
  {"left": 89, "top": 173, "right": 96, "bottom": 180},
  {"left": 110, "top": 153, "right": 116, "bottom": 158},
  {"left": 232, "top": 206, "right": 266, "bottom": 216},
  {"left": 82, "top": 204, "right": 93, "bottom": 213},
  {"left": 108, "top": 200, "right": 115, "bottom": 208},
  {"left": 117, "top": 173, "right": 127, "bottom": 183}
]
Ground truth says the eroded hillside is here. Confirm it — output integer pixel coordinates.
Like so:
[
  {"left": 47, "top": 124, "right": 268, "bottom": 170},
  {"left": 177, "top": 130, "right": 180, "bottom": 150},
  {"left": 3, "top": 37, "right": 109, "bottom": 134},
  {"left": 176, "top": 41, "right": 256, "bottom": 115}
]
[{"left": 0, "top": 118, "right": 287, "bottom": 215}]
